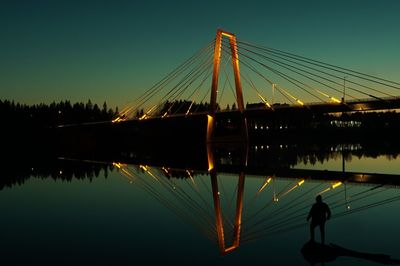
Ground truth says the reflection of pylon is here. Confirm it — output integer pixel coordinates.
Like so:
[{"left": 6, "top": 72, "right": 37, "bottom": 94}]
[
  {"left": 210, "top": 170, "right": 245, "bottom": 255},
  {"left": 207, "top": 140, "right": 246, "bottom": 254}
]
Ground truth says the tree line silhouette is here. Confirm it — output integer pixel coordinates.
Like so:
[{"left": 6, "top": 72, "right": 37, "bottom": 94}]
[
  {"left": 0, "top": 99, "right": 119, "bottom": 128},
  {"left": 0, "top": 158, "right": 113, "bottom": 191},
  {"left": 156, "top": 100, "right": 214, "bottom": 116},
  {"left": 155, "top": 100, "right": 250, "bottom": 116},
  {"left": 335, "top": 111, "right": 400, "bottom": 129},
  {"left": 1, "top": 141, "right": 400, "bottom": 190},
  {"left": 2, "top": 98, "right": 398, "bottom": 128}
]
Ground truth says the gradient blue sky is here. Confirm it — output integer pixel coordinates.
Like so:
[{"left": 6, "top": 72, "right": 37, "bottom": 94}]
[{"left": 1, "top": 0, "right": 399, "bottom": 108}]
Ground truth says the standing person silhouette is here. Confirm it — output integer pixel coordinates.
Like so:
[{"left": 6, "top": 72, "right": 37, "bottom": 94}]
[{"left": 307, "top": 195, "right": 331, "bottom": 244}]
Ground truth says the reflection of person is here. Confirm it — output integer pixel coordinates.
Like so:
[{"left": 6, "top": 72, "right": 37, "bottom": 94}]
[{"left": 307, "top": 195, "right": 331, "bottom": 244}]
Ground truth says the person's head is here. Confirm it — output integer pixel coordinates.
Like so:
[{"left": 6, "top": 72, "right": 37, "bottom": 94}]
[{"left": 316, "top": 195, "right": 322, "bottom": 203}]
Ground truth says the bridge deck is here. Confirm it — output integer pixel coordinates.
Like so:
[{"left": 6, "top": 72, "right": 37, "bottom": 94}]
[{"left": 134, "top": 97, "right": 400, "bottom": 122}]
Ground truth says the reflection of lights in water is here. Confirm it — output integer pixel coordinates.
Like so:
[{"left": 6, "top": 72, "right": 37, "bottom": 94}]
[
  {"left": 112, "top": 117, "right": 123, "bottom": 123},
  {"left": 318, "top": 181, "right": 343, "bottom": 195},
  {"left": 278, "top": 179, "right": 306, "bottom": 200},
  {"left": 332, "top": 181, "right": 342, "bottom": 189},
  {"left": 258, "top": 177, "right": 272, "bottom": 193},
  {"left": 162, "top": 167, "right": 170, "bottom": 175},
  {"left": 113, "top": 162, "right": 135, "bottom": 181},
  {"left": 109, "top": 161, "right": 400, "bottom": 257}
]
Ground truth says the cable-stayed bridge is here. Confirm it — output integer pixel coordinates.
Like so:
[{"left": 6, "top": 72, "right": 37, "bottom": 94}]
[
  {"left": 117, "top": 29, "right": 400, "bottom": 119},
  {"left": 103, "top": 29, "right": 400, "bottom": 144},
  {"left": 57, "top": 29, "right": 400, "bottom": 145}
]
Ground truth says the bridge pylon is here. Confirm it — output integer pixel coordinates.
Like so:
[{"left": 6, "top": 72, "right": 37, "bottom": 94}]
[{"left": 207, "top": 29, "right": 248, "bottom": 143}]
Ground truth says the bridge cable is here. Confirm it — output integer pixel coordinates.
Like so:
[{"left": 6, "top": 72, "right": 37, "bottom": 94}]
[
  {"left": 242, "top": 184, "right": 374, "bottom": 240},
  {"left": 217, "top": 57, "right": 232, "bottom": 106},
  {"left": 143, "top": 166, "right": 218, "bottom": 239},
  {"left": 128, "top": 41, "right": 215, "bottom": 118},
  {"left": 123, "top": 165, "right": 216, "bottom": 241},
  {"left": 235, "top": 53, "right": 300, "bottom": 105},
  {"left": 242, "top": 185, "right": 388, "bottom": 243},
  {"left": 237, "top": 45, "right": 390, "bottom": 101},
  {"left": 245, "top": 181, "right": 324, "bottom": 232},
  {"left": 220, "top": 44, "right": 241, "bottom": 106},
  {"left": 234, "top": 45, "right": 327, "bottom": 103},
  {"left": 120, "top": 40, "right": 215, "bottom": 119},
  {"left": 147, "top": 166, "right": 217, "bottom": 230},
  {"left": 164, "top": 57, "right": 214, "bottom": 116},
  {"left": 233, "top": 45, "right": 338, "bottom": 103},
  {"left": 240, "top": 66, "right": 274, "bottom": 108},
  {"left": 237, "top": 39, "right": 400, "bottom": 90},
  {"left": 155, "top": 51, "right": 215, "bottom": 117},
  {"left": 175, "top": 56, "right": 216, "bottom": 113},
  {"left": 184, "top": 63, "right": 214, "bottom": 115},
  {"left": 237, "top": 45, "right": 359, "bottom": 101},
  {"left": 239, "top": 45, "right": 395, "bottom": 99},
  {"left": 245, "top": 190, "right": 400, "bottom": 243},
  {"left": 141, "top": 166, "right": 217, "bottom": 240},
  {"left": 243, "top": 179, "right": 323, "bottom": 235}
]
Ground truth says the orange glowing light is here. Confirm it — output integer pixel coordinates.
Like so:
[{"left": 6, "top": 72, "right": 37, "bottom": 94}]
[
  {"left": 332, "top": 181, "right": 342, "bottom": 189},
  {"left": 331, "top": 97, "right": 341, "bottom": 103},
  {"left": 258, "top": 177, "right": 272, "bottom": 193},
  {"left": 221, "top": 32, "right": 234, "bottom": 38},
  {"left": 318, "top": 187, "right": 331, "bottom": 195},
  {"left": 112, "top": 117, "right": 123, "bottom": 123},
  {"left": 206, "top": 114, "right": 214, "bottom": 145},
  {"left": 162, "top": 167, "right": 170, "bottom": 175}
]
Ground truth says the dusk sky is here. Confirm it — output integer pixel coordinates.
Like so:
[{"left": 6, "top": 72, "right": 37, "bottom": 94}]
[{"left": 1, "top": 0, "right": 400, "bottom": 108}]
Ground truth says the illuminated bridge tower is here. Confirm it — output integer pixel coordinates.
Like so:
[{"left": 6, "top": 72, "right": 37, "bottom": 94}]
[{"left": 207, "top": 29, "right": 248, "bottom": 143}]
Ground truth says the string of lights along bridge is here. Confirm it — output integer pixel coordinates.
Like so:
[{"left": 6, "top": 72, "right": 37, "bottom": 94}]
[{"left": 114, "top": 29, "right": 400, "bottom": 122}]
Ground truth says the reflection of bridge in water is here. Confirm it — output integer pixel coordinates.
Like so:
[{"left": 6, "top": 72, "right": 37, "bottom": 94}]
[{"left": 109, "top": 144, "right": 400, "bottom": 255}]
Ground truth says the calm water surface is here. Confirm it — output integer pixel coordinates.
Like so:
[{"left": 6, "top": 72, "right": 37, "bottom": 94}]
[{"left": 1, "top": 148, "right": 400, "bottom": 265}]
